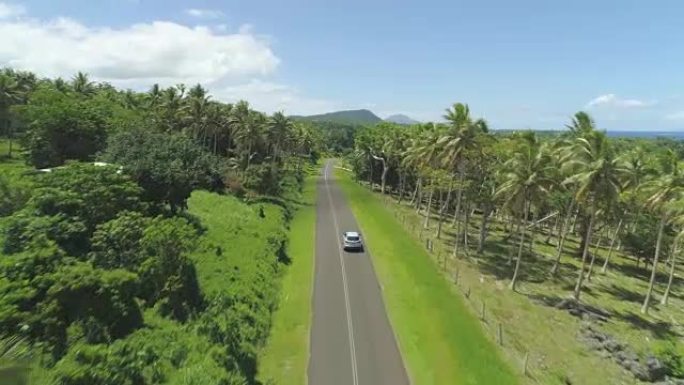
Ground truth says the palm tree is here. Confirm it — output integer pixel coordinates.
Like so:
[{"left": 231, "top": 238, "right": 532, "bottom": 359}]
[
  {"left": 185, "top": 93, "right": 211, "bottom": 141},
  {"left": 231, "top": 101, "right": 264, "bottom": 172},
  {"left": 563, "top": 131, "right": 623, "bottom": 301},
  {"left": 496, "top": 132, "right": 554, "bottom": 290},
  {"left": 640, "top": 158, "right": 684, "bottom": 313},
  {"left": 53, "top": 77, "right": 69, "bottom": 93},
  {"left": 622, "top": 147, "right": 654, "bottom": 231},
  {"left": 439, "top": 103, "right": 487, "bottom": 255},
  {"left": 550, "top": 114, "right": 599, "bottom": 275},
  {"left": 147, "top": 84, "right": 162, "bottom": 107},
  {"left": 267, "top": 112, "right": 294, "bottom": 166},
  {"left": 71, "top": 71, "right": 95, "bottom": 96}
]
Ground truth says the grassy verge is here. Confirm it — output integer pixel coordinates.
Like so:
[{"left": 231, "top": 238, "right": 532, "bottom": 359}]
[
  {"left": 258, "top": 168, "right": 319, "bottom": 385},
  {"left": 335, "top": 168, "right": 519, "bottom": 385}
]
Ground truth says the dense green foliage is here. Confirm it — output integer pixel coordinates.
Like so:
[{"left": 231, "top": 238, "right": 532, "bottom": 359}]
[
  {"left": 103, "top": 129, "right": 224, "bottom": 211},
  {"left": 0, "top": 67, "right": 319, "bottom": 384}
]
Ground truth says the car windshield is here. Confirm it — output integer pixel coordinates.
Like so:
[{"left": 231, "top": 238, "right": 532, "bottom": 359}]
[{"left": 347, "top": 236, "right": 359, "bottom": 241}]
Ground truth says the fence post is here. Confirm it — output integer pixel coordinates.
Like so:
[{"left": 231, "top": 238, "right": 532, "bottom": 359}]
[
  {"left": 497, "top": 323, "right": 503, "bottom": 346},
  {"left": 523, "top": 352, "right": 529, "bottom": 375},
  {"left": 480, "top": 301, "right": 486, "bottom": 321}
]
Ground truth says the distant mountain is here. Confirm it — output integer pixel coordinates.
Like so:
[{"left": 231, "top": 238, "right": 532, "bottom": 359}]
[
  {"left": 385, "top": 114, "right": 419, "bottom": 125},
  {"left": 292, "top": 109, "right": 382, "bottom": 125}
]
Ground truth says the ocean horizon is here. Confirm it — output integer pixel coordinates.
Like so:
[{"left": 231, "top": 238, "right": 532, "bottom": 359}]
[{"left": 493, "top": 129, "right": 684, "bottom": 139}]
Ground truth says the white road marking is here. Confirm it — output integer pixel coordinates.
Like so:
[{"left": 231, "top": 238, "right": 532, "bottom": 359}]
[{"left": 324, "top": 163, "right": 359, "bottom": 385}]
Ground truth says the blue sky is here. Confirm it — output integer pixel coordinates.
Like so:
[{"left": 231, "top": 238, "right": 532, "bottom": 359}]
[{"left": 2, "top": 0, "right": 684, "bottom": 130}]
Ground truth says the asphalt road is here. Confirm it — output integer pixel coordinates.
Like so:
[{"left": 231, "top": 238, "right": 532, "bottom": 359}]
[{"left": 308, "top": 162, "right": 410, "bottom": 385}]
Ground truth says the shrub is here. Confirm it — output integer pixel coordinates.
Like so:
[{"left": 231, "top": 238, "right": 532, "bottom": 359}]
[
  {"left": 242, "top": 164, "right": 282, "bottom": 195},
  {"left": 656, "top": 342, "right": 684, "bottom": 378},
  {"left": 103, "top": 129, "right": 224, "bottom": 212},
  {"left": 16, "top": 87, "right": 111, "bottom": 168}
]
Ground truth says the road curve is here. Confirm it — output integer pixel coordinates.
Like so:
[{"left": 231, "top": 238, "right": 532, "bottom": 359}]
[{"left": 308, "top": 161, "right": 410, "bottom": 385}]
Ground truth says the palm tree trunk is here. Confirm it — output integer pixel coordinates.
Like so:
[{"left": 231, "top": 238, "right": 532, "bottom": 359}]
[
  {"left": 415, "top": 177, "right": 423, "bottom": 212},
  {"left": 661, "top": 238, "right": 679, "bottom": 305},
  {"left": 451, "top": 165, "right": 466, "bottom": 227},
  {"left": 380, "top": 161, "right": 388, "bottom": 195},
  {"left": 551, "top": 198, "right": 576, "bottom": 275},
  {"left": 571, "top": 209, "right": 580, "bottom": 234},
  {"left": 397, "top": 172, "right": 405, "bottom": 204},
  {"left": 546, "top": 215, "right": 560, "bottom": 244},
  {"left": 527, "top": 214, "right": 535, "bottom": 252},
  {"left": 463, "top": 200, "right": 471, "bottom": 250},
  {"left": 573, "top": 203, "right": 596, "bottom": 301},
  {"left": 244, "top": 141, "right": 253, "bottom": 175},
  {"left": 630, "top": 207, "right": 643, "bottom": 232},
  {"left": 601, "top": 219, "right": 623, "bottom": 274},
  {"left": 423, "top": 182, "right": 434, "bottom": 229},
  {"left": 213, "top": 132, "right": 218, "bottom": 155},
  {"left": 7, "top": 122, "right": 13, "bottom": 158},
  {"left": 436, "top": 180, "right": 454, "bottom": 239},
  {"left": 409, "top": 176, "right": 420, "bottom": 206},
  {"left": 641, "top": 213, "right": 667, "bottom": 314},
  {"left": 368, "top": 156, "right": 374, "bottom": 191},
  {"left": 586, "top": 228, "right": 605, "bottom": 281},
  {"left": 478, "top": 203, "right": 491, "bottom": 254},
  {"left": 510, "top": 199, "right": 530, "bottom": 291}
]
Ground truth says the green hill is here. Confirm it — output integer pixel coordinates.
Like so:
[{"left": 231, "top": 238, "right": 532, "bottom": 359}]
[{"left": 293, "top": 109, "right": 382, "bottom": 125}]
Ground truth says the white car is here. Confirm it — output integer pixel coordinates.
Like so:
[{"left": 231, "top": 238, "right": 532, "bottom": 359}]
[{"left": 343, "top": 231, "right": 363, "bottom": 251}]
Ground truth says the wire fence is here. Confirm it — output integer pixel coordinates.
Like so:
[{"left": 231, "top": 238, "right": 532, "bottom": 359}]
[{"left": 380, "top": 194, "right": 533, "bottom": 377}]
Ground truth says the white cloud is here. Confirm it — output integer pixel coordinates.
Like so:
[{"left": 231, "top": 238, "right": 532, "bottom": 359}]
[
  {"left": 0, "top": 6, "right": 347, "bottom": 115},
  {"left": 664, "top": 111, "right": 684, "bottom": 121},
  {"left": 0, "top": 15, "right": 279, "bottom": 88},
  {"left": 586, "top": 94, "right": 655, "bottom": 109},
  {"left": 214, "top": 80, "right": 339, "bottom": 115},
  {"left": 185, "top": 8, "right": 224, "bottom": 19},
  {"left": 0, "top": 2, "right": 25, "bottom": 19}
]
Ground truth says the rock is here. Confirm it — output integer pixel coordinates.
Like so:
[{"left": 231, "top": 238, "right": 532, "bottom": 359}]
[
  {"left": 645, "top": 356, "right": 667, "bottom": 382},
  {"left": 604, "top": 339, "right": 623, "bottom": 353},
  {"left": 630, "top": 363, "right": 651, "bottom": 381}
]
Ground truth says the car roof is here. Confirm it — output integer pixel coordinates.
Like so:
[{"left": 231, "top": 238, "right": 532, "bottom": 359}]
[{"left": 345, "top": 231, "right": 359, "bottom": 237}]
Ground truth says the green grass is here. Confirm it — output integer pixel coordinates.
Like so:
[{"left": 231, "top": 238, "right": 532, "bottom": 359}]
[
  {"left": 258, "top": 169, "right": 319, "bottom": 385},
  {"left": 187, "top": 189, "right": 287, "bottom": 297},
  {"left": 335, "top": 169, "right": 519, "bottom": 385},
  {"left": 343, "top": 176, "right": 684, "bottom": 385}
]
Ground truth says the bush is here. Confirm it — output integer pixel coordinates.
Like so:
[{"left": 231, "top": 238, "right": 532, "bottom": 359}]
[
  {"left": 89, "top": 211, "right": 149, "bottom": 270},
  {"left": 16, "top": 87, "right": 112, "bottom": 168},
  {"left": 103, "top": 129, "right": 224, "bottom": 212},
  {"left": 0, "top": 175, "right": 30, "bottom": 217},
  {"left": 138, "top": 216, "right": 203, "bottom": 321},
  {"left": 656, "top": 342, "right": 684, "bottom": 378},
  {"left": 3, "top": 165, "right": 143, "bottom": 256},
  {"left": 242, "top": 164, "right": 282, "bottom": 195}
]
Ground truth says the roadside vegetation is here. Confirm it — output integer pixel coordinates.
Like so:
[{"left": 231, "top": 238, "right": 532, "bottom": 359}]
[
  {"left": 258, "top": 166, "right": 318, "bottom": 385},
  {"left": 0, "top": 67, "right": 321, "bottom": 384},
  {"left": 347, "top": 106, "right": 684, "bottom": 384},
  {"left": 336, "top": 168, "right": 518, "bottom": 385}
]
